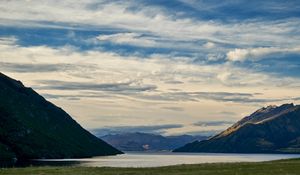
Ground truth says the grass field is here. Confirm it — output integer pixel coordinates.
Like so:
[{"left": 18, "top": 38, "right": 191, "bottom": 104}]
[{"left": 1, "top": 159, "right": 300, "bottom": 175}]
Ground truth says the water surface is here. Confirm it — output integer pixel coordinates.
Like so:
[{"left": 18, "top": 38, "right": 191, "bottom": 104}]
[{"left": 24, "top": 152, "right": 300, "bottom": 168}]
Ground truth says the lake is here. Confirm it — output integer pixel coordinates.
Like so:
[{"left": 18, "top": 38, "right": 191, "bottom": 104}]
[{"left": 12, "top": 152, "right": 300, "bottom": 168}]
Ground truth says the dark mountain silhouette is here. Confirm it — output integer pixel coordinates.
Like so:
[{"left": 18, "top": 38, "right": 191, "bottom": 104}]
[
  {"left": 0, "top": 73, "right": 122, "bottom": 161},
  {"left": 101, "top": 132, "right": 207, "bottom": 151},
  {"left": 174, "top": 103, "right": 300, "bottom": 154}
]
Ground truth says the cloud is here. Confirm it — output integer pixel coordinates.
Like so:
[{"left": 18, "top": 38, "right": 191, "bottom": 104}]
[
  {"left": 134, "top": 91, "right": 281, "bottom": 104},
  {"left": 227, "top": 47, "right": 300, "bottom": 62},
  {"left": 41, "top": 93, "right": 116, "bottom": 101},
  {"left": 193, "top": 120, "right": 234, "bottom": 127},
  {"left": 162, "top": 106, "right": 185, "bottom": 112},
  {"left": 92, "top": 124, "right": 223, "bottom": 137},
  {"left": 1, "top": 1, "right": 300, "bottom": 78},
  {"left": 0, "top": 62, "right": 96, "bottom": 73},
  {"left": 206, "top": 53, "right": 224, "bottom": 61},
  {"left": 41, "top": 90, "right": 296, "bottom": 104},
  {"left": 1, "top": 0, "right": 300, "bottom": 49},
  {"left": 93, "top": 32, "right": 209, "bottom": 53},
  {"left": 0, "top": 33, "right": 299, "bottom": 135},
  {"left": 177, "top": 0, "right": 300, "bottom": 21},
  {"left": 37, "top": 80, "right": 280, "bottom": 104},
  {"left": 163, "top": 80, "right": 184, "bottom": 84},
  {"left": 203, "top": 42, "right": 215, "bottom": 49},
  {"left": 0, "top": 1, "right": 299, "bottom": 136},
  {"left": 184, "top": 130, "right": 223, "bottom": 137},
  {"left": 96, "top": 32, "right": 157, "bottom": 47},
  {"left": 0, "top": 36, "right": 18, "bottom": 45},
  {"left": 91, "top": 124, "right": 184, "bottom": 137},
  {"left": 218, "top": 111, "right": 237, "bottom": 116},
  {"left": 0, "top": 38, "right": 299, "bottom": 104},
  {"left": 35, "top": 80, "right": 157, "bottom": 93}
]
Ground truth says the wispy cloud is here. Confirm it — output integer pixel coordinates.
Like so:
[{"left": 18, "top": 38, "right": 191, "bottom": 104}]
[
  {"left": 91, "top": 124, "right": 184, "bottom": 137},
  {"left": 193, "top": 120, "right": 234, "bottom": 127},
  {"left": 0, "top": 36, "right": 18, "bottom": 45},
  {"left": 227, "top": 47, "right": 300, "bottom": 62},
  {"left": 35, "top": 80, "right": 156, "bottom": 93},
  {"left": 162, "top": 106, "right": 185, "bottom": 112},
  {"left": 0, "top": 62, "right": 97, "bottom": 73},
  {"left": 134, "top": 91, "right": 294, "bottom": 104},
  {"left": 96, "top": 33, "right": 158, "bottom": 47}
]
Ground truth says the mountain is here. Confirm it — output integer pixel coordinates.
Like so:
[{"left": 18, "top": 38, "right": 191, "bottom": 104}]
[
  {"left": 0, "top": 143, "right": 15, "bottom": 161},
  {"left": 174, "top": 103, "right": 300, "bottom": 154},
  {"left": 101, "top": 132, "right": 207, "bottom": 151},
  {"left": 0, "top": 73, "right": 122, "bottom": 161}
]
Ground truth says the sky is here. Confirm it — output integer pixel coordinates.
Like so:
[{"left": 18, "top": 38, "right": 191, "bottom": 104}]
[{"left": 0, "top": 0, "right": 300, "bottom": 136}]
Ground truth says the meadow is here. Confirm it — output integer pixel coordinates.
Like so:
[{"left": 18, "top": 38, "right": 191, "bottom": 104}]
[{"left": 1, "top": 158, "right": 300, "bottom": 175}]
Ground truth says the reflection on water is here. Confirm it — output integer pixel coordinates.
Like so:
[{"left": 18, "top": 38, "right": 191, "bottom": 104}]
[{"left": 2, "top": 152, "right": 300, "bottom": 168}]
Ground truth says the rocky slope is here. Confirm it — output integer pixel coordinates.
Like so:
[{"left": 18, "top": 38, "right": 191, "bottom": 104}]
[{"left": 174, "top": 104, "right": 300, "bottom": 153}]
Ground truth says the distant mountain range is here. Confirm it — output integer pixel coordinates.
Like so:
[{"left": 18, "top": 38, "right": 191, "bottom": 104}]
[
  {"left": 0, "top": 73, "right": 122, "bottom": 161},
  {"left": 174, "top": 103, "right": 300, "bottom": 154},
  {"left": 101, "top": 132, "right": 207, "bottom": 151}
]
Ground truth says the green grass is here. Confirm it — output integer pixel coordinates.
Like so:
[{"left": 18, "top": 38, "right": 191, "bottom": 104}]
[{"left": 1, "top": 159, "right": 300, "bottom": 175}]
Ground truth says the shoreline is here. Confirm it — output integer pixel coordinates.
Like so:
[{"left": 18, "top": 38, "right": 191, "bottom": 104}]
[{"left": 2, "top": 152, "right": 300, "bottom": 168}]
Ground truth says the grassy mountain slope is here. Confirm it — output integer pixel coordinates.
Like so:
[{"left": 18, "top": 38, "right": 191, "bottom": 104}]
[
  {"left": 0, "top": 73, "right": 122, "bottom": 160},
  {"left": 0, "top": 142, "right": 15, "bottom": 161}
]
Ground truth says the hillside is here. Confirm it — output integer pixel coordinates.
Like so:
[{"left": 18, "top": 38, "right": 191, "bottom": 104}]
[
  {"left": 101, "top": 132, "right": 207, "bottom": 151},
  {"left": 0, "top": 143, "right": 15, "bottom": 161},
  {"left": 0, "top": 73, "right": 122, "bottom": 161},
  {"left": 174, "top": 103, "right": 300, "bottom": 153}
]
